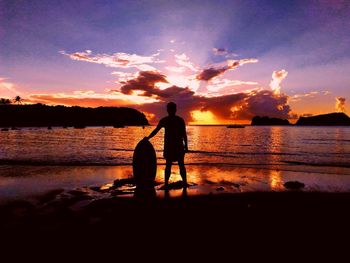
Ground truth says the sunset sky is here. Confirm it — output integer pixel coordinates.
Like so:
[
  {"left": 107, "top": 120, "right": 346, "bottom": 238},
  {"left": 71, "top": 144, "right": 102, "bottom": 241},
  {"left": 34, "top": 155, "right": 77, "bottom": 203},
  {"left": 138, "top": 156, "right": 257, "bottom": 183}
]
[{"left": 1, "top": 0, "right": 349, "bottom": 124}]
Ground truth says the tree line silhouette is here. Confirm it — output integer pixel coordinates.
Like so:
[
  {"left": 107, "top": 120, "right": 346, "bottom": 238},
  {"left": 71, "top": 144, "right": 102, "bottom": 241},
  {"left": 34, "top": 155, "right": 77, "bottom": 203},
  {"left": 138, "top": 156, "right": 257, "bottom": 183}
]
[
  {"left": 0, "top": 103, "right": 149, "bottom": 127},
  {"left": 0, "top": 96, "right": 23, "bottom": 105}
]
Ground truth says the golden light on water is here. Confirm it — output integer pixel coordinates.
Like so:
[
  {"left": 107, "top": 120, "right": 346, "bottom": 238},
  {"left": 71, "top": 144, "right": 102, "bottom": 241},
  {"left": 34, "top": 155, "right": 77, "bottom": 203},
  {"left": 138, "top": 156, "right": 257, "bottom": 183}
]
[{"left": 269, "top": 170, "right": 283, "bottom": 190}]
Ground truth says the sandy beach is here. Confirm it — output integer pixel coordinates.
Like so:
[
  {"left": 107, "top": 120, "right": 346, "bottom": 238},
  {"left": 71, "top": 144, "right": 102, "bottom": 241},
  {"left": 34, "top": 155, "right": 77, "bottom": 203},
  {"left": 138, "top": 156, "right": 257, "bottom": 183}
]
[
  {"left": 1, "top": 164, "right": 350, "bottom": 260},
  {"left": 1, "top": 164, "right": 350, "bottom": 233},
  {"left": 2, "top": 183, "right": 350, "bottom": 258}
]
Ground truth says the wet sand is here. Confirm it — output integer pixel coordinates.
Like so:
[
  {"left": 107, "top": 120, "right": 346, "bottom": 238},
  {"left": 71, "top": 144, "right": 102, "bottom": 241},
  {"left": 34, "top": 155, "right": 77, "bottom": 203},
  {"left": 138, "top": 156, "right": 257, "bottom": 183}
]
[{"left": 1, "top": 164, "right": 350, "bottom": 203}]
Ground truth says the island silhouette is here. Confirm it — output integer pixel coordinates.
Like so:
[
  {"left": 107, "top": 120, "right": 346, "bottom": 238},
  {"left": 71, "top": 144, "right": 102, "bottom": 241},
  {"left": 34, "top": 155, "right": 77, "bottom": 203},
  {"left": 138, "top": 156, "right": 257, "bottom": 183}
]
[
  {"left": 0, "top": 104, "right": 148, "bottom": 127},
  {"left": 251, "top": 116, "right": 290, "bottom": 126},
  {"left": 251, "top": 112, "right": 350, "bottom": 126},
  {"left": 296, "top": 112, "right": 350, "bottom": 126}
]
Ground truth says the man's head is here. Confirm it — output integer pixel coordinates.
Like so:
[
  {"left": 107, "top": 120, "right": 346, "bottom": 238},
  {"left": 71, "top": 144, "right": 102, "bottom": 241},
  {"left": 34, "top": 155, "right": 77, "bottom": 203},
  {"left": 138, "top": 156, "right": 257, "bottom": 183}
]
[{"left": 167, "top": 102, "right": 177, "bottom": 116}]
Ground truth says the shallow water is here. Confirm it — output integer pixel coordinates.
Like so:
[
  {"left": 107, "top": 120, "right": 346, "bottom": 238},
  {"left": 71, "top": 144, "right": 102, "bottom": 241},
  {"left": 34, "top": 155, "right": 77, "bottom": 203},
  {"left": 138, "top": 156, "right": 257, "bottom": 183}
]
[
  {"left": 1, "top": 126, "right": 350, "bottom": 168},
  {"left": 1, "top": 126, "right": 350, "bottom": 202}
]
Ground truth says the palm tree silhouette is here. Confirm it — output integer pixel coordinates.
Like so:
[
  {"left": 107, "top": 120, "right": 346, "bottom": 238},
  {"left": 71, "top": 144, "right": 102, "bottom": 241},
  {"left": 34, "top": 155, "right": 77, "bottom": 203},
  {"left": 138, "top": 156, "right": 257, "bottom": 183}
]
[
  {"left": 14, "top": 96, "right": 22, "bottom": 104},
  {"left": 0, "top": 98, "right": 11, "bottom": 104}
]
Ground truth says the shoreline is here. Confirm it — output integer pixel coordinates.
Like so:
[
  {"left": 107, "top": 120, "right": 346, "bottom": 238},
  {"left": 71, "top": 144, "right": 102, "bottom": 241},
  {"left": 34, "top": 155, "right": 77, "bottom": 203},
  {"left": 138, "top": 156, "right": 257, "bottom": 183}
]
[{"left": 1, "top": 164, "right": 350, "bottom": 204}]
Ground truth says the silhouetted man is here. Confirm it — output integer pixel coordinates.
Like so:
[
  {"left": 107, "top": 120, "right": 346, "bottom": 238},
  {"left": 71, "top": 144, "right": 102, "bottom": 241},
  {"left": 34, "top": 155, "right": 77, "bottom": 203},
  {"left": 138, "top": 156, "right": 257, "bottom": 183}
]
[{"left": 146, "top": 102, "right": 188, "bottom": 188}]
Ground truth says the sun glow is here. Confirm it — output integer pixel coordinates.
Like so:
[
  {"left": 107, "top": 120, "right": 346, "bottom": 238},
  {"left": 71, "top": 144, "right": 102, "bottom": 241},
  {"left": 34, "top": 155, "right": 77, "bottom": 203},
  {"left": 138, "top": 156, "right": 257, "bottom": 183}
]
[{"left": 190, "top": 110, "right": 222, "bottom": 125}]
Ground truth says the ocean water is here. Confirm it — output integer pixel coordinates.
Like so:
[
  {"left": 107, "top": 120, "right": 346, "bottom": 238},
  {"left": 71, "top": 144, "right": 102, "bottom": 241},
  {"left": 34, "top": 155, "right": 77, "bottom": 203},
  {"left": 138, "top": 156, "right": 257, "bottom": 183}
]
[
  {"left": 1, "top": 126, "right": 350, "bottom": 169},
  {"left": 1, "top": 126, "right": 350, "bottom": 201}
]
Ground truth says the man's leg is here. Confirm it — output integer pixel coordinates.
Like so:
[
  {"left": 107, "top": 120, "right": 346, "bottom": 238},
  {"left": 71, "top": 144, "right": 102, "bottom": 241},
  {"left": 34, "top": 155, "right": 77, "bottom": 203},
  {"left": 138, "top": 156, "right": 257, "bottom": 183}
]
[
  {"left": 178, "top": 156, "right": 187, "bottom": 186},
  {"left": 165, "top": 160, "right": 172, "bottom": 187}
]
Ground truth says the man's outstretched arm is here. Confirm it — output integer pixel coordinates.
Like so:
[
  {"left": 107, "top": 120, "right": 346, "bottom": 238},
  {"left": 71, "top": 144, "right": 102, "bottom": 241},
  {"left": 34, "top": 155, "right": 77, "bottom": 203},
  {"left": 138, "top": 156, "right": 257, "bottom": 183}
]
[{"left": 146, "top": 121, "right": 162, "bottom": 140}]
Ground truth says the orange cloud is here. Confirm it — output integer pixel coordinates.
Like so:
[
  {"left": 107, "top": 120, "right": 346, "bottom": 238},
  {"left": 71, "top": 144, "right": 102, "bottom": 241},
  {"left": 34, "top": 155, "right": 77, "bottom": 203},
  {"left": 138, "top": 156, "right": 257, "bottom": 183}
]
[
  {"left": 270, "top": 70, "right": 288, "bottom": 95},
  {"left": 27, "top": 94, "right": 130, "bottom": 107},
  {"left": 26, "top": 89, "right": 156, "bottom": 107},
  {"left": 336, "top": 97, "right": 346, "bottom": 112}
]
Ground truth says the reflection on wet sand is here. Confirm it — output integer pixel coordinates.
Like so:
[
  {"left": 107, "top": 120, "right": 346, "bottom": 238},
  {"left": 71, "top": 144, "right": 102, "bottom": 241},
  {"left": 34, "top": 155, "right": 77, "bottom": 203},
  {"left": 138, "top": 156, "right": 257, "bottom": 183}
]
[{"left": 1, "top": 164, "right": 350, "bottom": 204}]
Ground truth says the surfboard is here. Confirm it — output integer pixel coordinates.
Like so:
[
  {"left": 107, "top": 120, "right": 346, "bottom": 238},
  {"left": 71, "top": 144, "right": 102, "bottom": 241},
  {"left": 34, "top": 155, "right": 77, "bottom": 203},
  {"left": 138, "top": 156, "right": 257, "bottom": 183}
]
[{"left": 132, "top": 138, "right": 157, "bottom": 186}]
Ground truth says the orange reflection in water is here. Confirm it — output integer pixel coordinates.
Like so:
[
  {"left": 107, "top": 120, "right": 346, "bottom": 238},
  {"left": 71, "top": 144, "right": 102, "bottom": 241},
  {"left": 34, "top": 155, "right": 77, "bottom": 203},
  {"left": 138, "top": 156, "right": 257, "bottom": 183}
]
[
  {"left": 269, "top": 170, "right": 283, "bottom": 191},
  {"left": 266, "top": 127, "right": 283, "bottom": 163}
]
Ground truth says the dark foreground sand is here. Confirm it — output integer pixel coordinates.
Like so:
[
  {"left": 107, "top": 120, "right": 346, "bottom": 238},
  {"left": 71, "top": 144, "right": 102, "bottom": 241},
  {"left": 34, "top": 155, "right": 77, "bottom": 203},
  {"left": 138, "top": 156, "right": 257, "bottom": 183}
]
[{"left": 1, "top": 189, "right": 350, "bottom": 259}]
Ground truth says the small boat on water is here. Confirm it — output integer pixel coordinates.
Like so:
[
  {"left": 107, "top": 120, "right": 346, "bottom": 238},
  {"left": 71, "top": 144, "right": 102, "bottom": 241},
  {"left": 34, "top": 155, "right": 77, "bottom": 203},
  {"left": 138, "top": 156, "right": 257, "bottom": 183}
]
[
  {"left": 113, "top": 124, "right": 125, "bottom": 128},
  {"left": 1, "top": 128, "right": 9, "bottom": 131},
  {"left": 227, "top": 124, "right": 245, "bottom": 128}
]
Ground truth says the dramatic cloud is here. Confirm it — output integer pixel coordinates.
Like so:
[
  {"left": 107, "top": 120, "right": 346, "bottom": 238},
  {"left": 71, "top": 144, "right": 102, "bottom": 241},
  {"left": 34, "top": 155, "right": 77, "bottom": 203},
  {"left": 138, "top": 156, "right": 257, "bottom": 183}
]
[
  {"left": 137, "top": 88, "right": 292, "bottom": 123},
  {"left": 212, "top": 48, "right": 228, "bottom": 55},
  {"left": 114, "top": 71, "right": 195, "bottom": 101},
  {"left": 196, "top": 59, "right": 258, "bottom": 81},
  {"left": 59, "top": 48, "right": 293, "bottom": 123},
  {"left": 119, "top": 71, "right": 168, "bottom": 97},
  {"left": 270, "top": 70, "right": 288, "bottom": 95},
  {"left": 60, "top": 50, "right": 164, "bottom": 71},
  {"left": 232, "top": 90, "right": 291, "bottom": 120},
  {"left": 336, "top": 97, "right": 346, "bottom": 112}
]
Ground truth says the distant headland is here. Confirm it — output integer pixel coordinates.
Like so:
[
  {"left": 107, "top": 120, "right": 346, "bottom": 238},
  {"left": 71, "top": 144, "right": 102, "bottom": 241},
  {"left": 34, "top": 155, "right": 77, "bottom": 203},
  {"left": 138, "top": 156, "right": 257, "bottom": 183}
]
[
  {"left": 295, "top": 112, "right": 350, "bottom": 126},
  {"left": 0, "top": 104, "right": 149, "bottom": 127},
  {"left": 251, "top": 116, "right": 290, "bottom": 126},
  {"left": 251, "top": 112, "right": 350, "bottom": 126}
]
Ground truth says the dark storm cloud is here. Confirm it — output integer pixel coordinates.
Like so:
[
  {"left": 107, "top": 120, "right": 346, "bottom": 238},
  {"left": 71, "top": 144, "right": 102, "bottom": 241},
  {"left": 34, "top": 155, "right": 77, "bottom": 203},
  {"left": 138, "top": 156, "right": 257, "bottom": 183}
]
[
  {"left": 196, "top": 65, "right": 234, "bottom": 81},
  {"left": 196, "top": 59, "right": 258, "bottom": 81},
  {"left": 119, "top": 71, "right": 168, "bottom": 97},
  {"left": 117, "top": 71, "right": 195, "bottom": 100}
]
